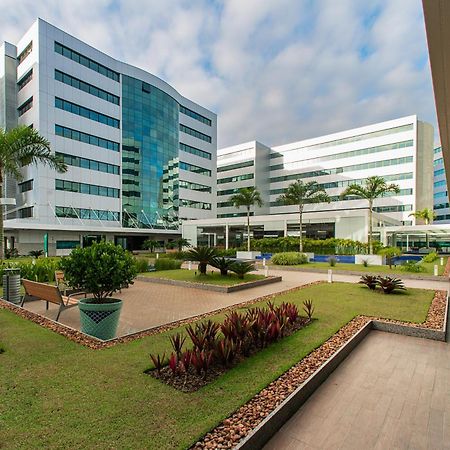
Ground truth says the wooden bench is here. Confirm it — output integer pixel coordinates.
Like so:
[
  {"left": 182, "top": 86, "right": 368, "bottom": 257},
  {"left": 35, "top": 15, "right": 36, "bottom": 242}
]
[{"left": 20, "top": 279, "right": 82, "bottom": 321}]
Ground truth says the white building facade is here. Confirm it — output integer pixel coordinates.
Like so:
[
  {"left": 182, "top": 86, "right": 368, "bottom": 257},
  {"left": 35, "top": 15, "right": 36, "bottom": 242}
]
[
  {"left": 184, "top": 115, "right": 434, "bottom": 248},
  {"left": 0, "top": 19, "right": 217, "bottom": 254}
]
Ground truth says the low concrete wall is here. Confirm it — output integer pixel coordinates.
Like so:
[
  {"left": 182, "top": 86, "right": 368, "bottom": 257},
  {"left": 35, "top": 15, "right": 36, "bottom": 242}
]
[
  {"left": 372, "top": 321, "right": 446, "bottom": 341},
  {"left": 136, "top": 275, "right": 282, "bottom": 293},
  {"left": 237, "top": 251, "right": 261, "bottom": 260},
  {"left": 235, "top": 321, "right": 373, "bottom": 450},
  {"left": 355, "top": 254, "right": 385, "bottom": 266}
]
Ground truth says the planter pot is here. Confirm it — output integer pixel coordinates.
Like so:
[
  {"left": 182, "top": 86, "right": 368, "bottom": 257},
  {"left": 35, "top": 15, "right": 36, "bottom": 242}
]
[{"left": 78, "top": 298, "right": 122, "bottom": 340}]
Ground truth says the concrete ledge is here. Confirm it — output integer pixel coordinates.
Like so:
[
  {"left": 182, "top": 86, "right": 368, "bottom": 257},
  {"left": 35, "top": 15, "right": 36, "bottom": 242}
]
[
  {"left": 372, "top": 320, "right": 446, "bottom": 341},
  {"left": 136, "top": 275, "right": 282, "bottom": 293},
  {"left": 235, "top": 321, "right": 373, "bottom": 450}
]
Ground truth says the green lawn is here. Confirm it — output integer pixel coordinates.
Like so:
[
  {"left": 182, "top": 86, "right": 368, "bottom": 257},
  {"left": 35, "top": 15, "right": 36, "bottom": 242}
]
[
  {"left": 140, "top": 269, "right": 265, "bottom": 286},
  {"left": 279, "top": 259, "right": 447, "bottom": 276},
  {"left": 0, "top": 282, "right": 434, "bottom": 449}
]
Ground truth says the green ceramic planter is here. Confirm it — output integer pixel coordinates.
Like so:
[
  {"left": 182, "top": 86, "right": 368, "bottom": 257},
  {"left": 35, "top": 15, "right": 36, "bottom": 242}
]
[{"left": 78, "top": 298, "right": 122, "bottom": 340}]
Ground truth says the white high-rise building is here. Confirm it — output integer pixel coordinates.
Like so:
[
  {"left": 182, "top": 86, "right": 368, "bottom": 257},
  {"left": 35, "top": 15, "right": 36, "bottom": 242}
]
[
  {"left": 184, "top": 115, "right": 434, "bottom": 247},
  {"left": 0, "top": 19, "right": 217, "bottom": 254},
  {"left": 433, "top": 146, "right": 449, "bottom": 223}
]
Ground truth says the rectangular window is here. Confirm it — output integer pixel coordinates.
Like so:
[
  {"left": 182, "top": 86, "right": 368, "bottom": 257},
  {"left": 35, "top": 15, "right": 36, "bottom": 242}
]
[
  {"left": 54, "top": 42, "right": 120, "bottom": 82},
  {"left": 55, "top": 152, "right": 119, "bottom": 175},
  {"left": 178, "top": 180, "right": 211, "bottom": 192},
  {"left": 179, "top": 199, "right": 212, "bottom": 210},
  {"left": 18, "top": 97, "right": 33, "bottom": 116},
  {"left": 180, "top": 124, "right": 212, "bottom": 143},
  {"left": 55, "top": 179, "right": 119, "bottom": 198},
  {"left": 218, "top": 160, "right": 254, "bottom": 172},
  {"left": 373, "top": 204, "right": 413, "bottom": 213},
  {"left": 17, "top": 69, "right": 33, "bottom": 91},
  {"left": 217, "top": 173, "right": 254, "bottom": 184},
  {"left": 434, "top": 191, "right": 448, "bottom": 199},
  {"left": 269, "top": 123, "right": 414, "bottom": 159},
  {"left": 270, "top": 157, "right": 414, "bottom": 183},
  {"left": 54, "top": 97, "right": 119, "bottom": 128},
  {"left": 18, "top": 206, "right": 33, "bottom": 218},
  {"left": 434, "top": 180, "right": 447, "bottom": 188},
  {"left": 180, "top": 105, "right": 212, "bottom": 126},
  {"left": 179, "top": 142, "right": 211, "bottom": 160},
  {"left": 17, "top": 42, "right": 32, "bottom": 64},
  {"left": 18, "top": 179, "right": 33, "bottom": 192},
  {"left": 56, "top": 240, "right": 80, "bottom": 250},
  {"left": 55, "top": 124, "right": 119, "bottom": 152},
  {"left": 179, "top": 161, "right": 211, "bottom": 176}
]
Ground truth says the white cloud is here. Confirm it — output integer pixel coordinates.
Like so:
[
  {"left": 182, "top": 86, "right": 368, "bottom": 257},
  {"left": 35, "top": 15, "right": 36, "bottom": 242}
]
[{"left": 0, "top": 0, "right": 437, "bottom": 147}]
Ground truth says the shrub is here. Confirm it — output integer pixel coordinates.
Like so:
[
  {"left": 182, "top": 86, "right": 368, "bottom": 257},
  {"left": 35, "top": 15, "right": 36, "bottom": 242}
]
[
  {"left": 302, "top": 300, "right": 315, "bottom": 320},
  {"left": 328, "top": 256, "right": 337, "bottom": 267},
  {"left": 422, "top": 251, "right": 438, "bottom": 263},
  {"left": 7, "top": 257, "right": 61, "bottom": 284},
  {"left": 5, "top": 248, "right": 19, "bottom": 259},
  {"left": 359, "top": 275, "right": 378, "bottom": 290},
  {"left": 215, "top": 248, "right": 237, "bottom": 257},
  {"left": 154, "top": 258, "right": 182, "bottom": 271},
  {"left": 134, "top": 257, "right": 150, "bottom": 273},
  {"left": 186, "top": 247, "right": 217, "bottom": 274},
  {"left": 149, "top": 352, "right": 166, "bottom": 375},
  {"left": 401, "top": 261, "right": 425, "bottom": 273},
  {"left": 169, "top": 332, "right": 186, "bottom": 358},
  {"left": 230, "top": 261, "right": 255, "bottom": 279},
  {"left": 210, "top": 256, "right": 234, "bottom": 276},
  {"left": 362, "top": 258, "right": 369, "bottom": 267},
  {"left": 142, "top": 239, "right": 159, "bottom": 252},
  {"left": 376, "top": 276, "right": 406, "bottom": 294},
  {"left": 60, "top": 241, "right": 137, "bottom": 302},
  {"left": 271, "top": 252, "right": 308, "bottom": 265},
  {"left": 29, "top": 250, "right": 44, "bottom": 258}
]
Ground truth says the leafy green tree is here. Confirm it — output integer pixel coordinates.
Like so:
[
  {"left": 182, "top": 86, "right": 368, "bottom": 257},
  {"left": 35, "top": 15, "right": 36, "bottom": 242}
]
[
  {"left": 60, "top": 241, "right": 137, "bottom": 302},
  {"left": 172, "top": 237, "right": 191, "bottom": 252},
  {"left": 409, "top": 208, "right": 436, "bottom": 249},
  {"left": 229, "top": 187, "right": 263, "bottom": 252},
  {"left": 378, "top": 246, "right": 402, "bottom": 269},
  {"left": 142, "top": 239, "right": 158, "bottom": 253},
  {"left": 341, "top": 176, "right": 400, "bottom": 254},
  {"left": 0, "top": 126, "right": 67, "bottom": 259},
  {"left": 277, "top": 180, "right": 330, "bottom": 252}
]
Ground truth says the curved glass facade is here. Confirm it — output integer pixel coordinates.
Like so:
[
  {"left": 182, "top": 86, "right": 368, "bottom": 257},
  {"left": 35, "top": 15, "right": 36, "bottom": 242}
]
[{"left": 121, "top": 76, "right": 179, "bottom": 228}]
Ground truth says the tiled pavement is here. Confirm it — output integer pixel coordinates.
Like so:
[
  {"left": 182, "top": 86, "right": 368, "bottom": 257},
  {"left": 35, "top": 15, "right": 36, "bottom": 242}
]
[
  {"left": 264, "top": 331, "right": 450, "bottom": 450},
  {"left": 22, "top": 268, "right": 445, "bottom": 337}
]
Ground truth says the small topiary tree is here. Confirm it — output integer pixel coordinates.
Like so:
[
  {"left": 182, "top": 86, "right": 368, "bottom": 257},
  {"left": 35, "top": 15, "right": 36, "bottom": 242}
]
[{"left": 60, "top": 241, "right": 137, "bottom": 303}]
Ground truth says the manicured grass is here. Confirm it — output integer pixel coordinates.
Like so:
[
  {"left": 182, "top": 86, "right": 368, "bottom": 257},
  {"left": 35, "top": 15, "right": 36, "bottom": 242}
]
[
  {"left": 0, "top": 282, "right": 434, "bottom": 449},
  {"left": 141, "top": 269, "right": 265, "bottom": 286},
  {"left": 281, "top": 258, "right": 447, "bottom": 276}
]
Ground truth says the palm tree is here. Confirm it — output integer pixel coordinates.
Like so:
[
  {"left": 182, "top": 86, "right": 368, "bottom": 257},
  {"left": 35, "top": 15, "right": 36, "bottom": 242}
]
[
  {"left": 340, "top": 176, "right": 400, "bottom": 254},
  {"left": 173, "top": 237, "right": 191, "bottom": 252},
  {"left": 142, "top": 238, "right": 158, "bottom": 253},
  {"left": 0, "top": 126, "right": 67, "bottom": 259},
  {"left": 409, "top": 208, "right": 436, "bottom": 249},
  {"left": 409, "top": 208, "right": 436, "bottom": 225},
  {"left": 277, "top": 180, "right": 330, "bottom": 253},
  {"left": 229, "top": 187, "right": 263, "bottom": 252}
]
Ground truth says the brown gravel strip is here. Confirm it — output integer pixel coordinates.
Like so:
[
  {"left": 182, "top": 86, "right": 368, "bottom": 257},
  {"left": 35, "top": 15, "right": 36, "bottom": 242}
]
[
  {"left": 444, "top": 258, "right": 450, "bottom": 277},
  {"left": 191, "top": 289, "right": 446, "bottom": 449},
  {"left": 0, "top": 281, "right": 323, "bottom": 349}
]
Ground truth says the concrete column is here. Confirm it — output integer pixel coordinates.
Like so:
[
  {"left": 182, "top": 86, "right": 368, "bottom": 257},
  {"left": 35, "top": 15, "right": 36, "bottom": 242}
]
[
  {"left": 225, "top": 224, "right": 229, "bottom": 250},
  {"left": 283, "top": 220, "right": 288, "bottom": 237},
  {"left": 406, "top": 234, "right": 409, "bottom": 252}
]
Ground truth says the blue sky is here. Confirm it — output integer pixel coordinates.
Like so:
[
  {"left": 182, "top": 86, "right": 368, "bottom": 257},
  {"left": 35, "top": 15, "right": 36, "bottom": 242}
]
[{"left": 0, "top": 0, "right": 437, "bottom": 147}]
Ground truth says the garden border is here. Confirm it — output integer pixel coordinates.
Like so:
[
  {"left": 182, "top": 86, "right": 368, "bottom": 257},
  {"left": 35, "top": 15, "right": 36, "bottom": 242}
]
[
  {"left": 136, "top": 274, "right": 282, "bottom": 292},
  {"left": 191, "top": 290, "right": 448, "bottom": 449}
]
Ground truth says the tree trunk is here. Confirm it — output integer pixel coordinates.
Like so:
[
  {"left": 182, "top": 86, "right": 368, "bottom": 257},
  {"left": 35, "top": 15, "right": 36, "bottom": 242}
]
[
  {"left": 299, "top": 205, "right": 303, "bottom": 253},
  {"left": 368, "top": 199, "right": 373, "bottom": 255},
  {"left": 247, "top": 206, "right": 251, "bottom": 252}
]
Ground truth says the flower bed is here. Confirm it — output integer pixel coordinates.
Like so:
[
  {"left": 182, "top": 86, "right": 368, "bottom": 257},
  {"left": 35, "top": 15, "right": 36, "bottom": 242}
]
[
  {"left": 146, "top": 302, "right": 312, "bottom": 392},
  {"left": 191, "top": 289, "right": 447, "bottom": 449}
]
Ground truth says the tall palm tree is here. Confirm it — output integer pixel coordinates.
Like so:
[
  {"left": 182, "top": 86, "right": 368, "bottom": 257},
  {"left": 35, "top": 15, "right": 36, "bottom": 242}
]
[
  {"left": 409, "top": 208, "right": 436, "bottom": 249},
  {"left": 277, "top": 180, "right": 330, "bottom": 252},
  {"left": 341, "top": 176, "right": 400, "bottom": 254},
  {"left": 0, "top": 126, "right": 67, "bottom": 259},
  {"left": 408, "top": 208, "right": 436, "bottom": 225},
  {"left": 229, "top": 187, "right": 263, "bottom": 252}
]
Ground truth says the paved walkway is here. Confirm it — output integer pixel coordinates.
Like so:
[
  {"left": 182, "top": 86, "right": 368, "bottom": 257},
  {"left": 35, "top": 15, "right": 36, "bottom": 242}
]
[
  {"left": 264, "top": 331, "right": 450, "bottom": 450},
  {"left": 22, "top": 268, "right": 443, "bottom": 337}
]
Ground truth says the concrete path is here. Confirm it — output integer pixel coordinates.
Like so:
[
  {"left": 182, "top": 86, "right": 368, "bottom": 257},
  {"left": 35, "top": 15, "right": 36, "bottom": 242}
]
[{"left": 264, "top": 331, "right": 450, "bottom": 450}]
